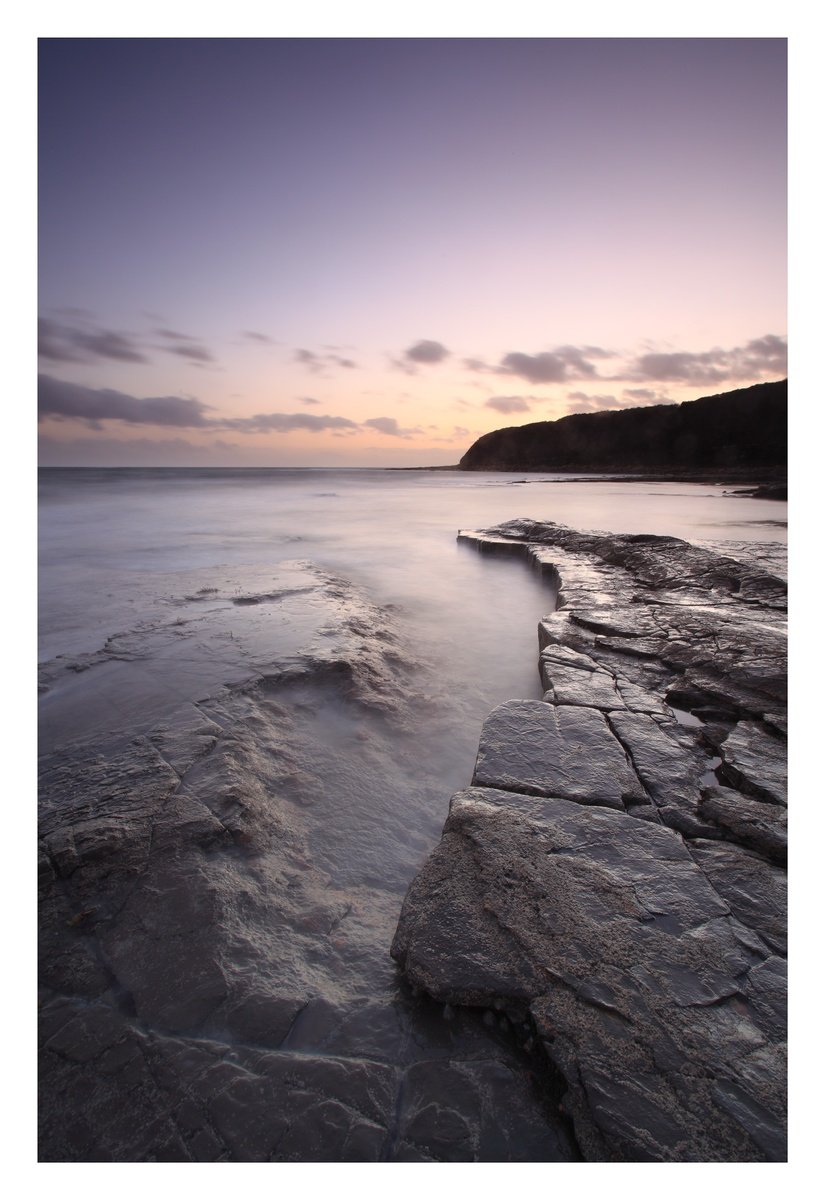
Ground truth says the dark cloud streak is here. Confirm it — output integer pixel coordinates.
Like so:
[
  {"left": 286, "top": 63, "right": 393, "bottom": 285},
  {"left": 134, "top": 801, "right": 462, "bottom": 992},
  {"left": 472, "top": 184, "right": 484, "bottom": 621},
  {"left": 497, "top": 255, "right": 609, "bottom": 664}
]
[
  {"left": 295, "top": 348, "right": 358, "bottom": 374},
  {"left": 38, "top": 375, "right": 213, "bottom": 427},
  {"left": 156, "top": 328, "right": 215, "bottom": 364},
  {"left": 38, "top": 317, "right": 149, "bottom": 364},
  {"left": 40, "top": 375, "right": 360, "bottom": 437}
]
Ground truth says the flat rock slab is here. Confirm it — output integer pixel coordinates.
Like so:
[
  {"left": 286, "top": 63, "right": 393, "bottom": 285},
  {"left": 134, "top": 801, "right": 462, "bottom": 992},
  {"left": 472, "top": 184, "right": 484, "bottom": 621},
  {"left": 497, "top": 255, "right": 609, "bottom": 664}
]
[
  {"left": 395, "top": 519, "right": 787, "bottom": 1162},
  {"left": 472, "top": 700, "right": 645, "bottom": 810},
  {"left": 540, "top": 655, "right": 626, "bottom": 711},
  {"left": 392, "top": 788, "right": 786, "bottom": 1162},
  {"left": 719, "top": 720, "right": 787, "bottom": 807},
  {"left": 699, "top": 787, "right": 787, "bottom": 864}
]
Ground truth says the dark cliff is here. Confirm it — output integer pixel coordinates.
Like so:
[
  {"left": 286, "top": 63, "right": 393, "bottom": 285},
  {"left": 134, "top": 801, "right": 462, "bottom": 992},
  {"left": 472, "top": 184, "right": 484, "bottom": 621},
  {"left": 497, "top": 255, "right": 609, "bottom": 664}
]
[{"left": 458, "top": 379, "right": 787, "bottom": 473}]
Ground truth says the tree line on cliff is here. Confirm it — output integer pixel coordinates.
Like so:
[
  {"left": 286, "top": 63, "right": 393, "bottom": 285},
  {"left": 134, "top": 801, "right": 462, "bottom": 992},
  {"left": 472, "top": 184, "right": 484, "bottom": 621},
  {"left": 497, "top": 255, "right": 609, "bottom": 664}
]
[{"left": 458, "top": 380, "right": 787, "bottom": 473}]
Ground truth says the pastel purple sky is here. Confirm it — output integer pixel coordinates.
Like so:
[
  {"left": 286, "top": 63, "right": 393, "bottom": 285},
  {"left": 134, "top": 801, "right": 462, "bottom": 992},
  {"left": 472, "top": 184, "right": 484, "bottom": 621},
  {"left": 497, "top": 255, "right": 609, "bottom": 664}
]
[{"left": 38, "top": 37, "right": 787, "bottom": 466}]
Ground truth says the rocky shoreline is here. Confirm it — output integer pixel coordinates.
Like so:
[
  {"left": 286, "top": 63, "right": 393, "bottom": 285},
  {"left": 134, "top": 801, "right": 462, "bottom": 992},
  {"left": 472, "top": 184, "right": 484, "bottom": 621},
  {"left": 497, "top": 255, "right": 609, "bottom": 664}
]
[
  {"left": 392, "top": 519, "right": 787, "bottom": 1162},
  {"left": 38, "top": 559, "right": 580, "bottom": 1162}
]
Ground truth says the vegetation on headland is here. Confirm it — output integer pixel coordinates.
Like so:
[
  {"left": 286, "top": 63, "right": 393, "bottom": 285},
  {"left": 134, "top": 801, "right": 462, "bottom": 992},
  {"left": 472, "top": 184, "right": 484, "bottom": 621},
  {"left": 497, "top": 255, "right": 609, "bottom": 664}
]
[{"left": 458, "top": 380, "right": 787, "bottom": 476}]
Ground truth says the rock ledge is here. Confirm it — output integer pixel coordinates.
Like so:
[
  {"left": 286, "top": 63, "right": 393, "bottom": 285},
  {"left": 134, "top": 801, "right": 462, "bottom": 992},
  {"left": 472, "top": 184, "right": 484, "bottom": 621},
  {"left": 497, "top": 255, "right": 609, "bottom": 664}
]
[{"left": 392, "top": 520, "right": 787, "bottom": 1162}]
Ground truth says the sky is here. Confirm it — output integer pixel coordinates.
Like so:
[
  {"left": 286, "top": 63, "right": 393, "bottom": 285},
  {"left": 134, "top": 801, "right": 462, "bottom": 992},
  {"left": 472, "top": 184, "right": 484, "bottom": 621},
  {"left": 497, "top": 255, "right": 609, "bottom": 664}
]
[{"left": 37, "top": 36, "right": 787, "bottom": 467}]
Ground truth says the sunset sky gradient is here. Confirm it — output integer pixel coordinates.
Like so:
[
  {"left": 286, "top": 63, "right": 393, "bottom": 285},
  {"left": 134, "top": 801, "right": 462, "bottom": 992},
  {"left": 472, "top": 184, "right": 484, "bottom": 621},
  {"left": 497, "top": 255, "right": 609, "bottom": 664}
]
[{"left": 38, "top": 37, "right": 787, "bottom": 466}]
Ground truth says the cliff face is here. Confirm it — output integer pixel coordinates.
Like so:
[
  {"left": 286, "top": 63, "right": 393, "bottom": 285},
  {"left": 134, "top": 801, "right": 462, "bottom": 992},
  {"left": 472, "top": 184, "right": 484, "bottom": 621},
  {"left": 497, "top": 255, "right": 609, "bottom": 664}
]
[{"left": 458, "top": 379, "right": 787, "bottom": 472}]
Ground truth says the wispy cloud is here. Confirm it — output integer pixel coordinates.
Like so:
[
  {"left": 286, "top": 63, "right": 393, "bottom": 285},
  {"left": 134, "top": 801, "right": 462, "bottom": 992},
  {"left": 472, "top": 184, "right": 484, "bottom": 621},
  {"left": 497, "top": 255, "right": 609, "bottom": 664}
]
[
  {"left": 484, "top": 395, "right": 532, "bottom": 414},
  {"left": 221, "top": 412, "right": 359, "bottom": 434},
  {"left": 241, "top": 330, "right": 276, "bottom": 344},
  {"left": 295, "top": 348, "right": 358, "bottom": 374},
  {"left": 38, "top": 314, "right": 219, "bottom": 367},
  {"left": 39, "top": 375, "right": 359, "bottom": 435},
  {"left": 363, "top": 416, "right": 423, "bottom": 439},
  {"left": 156, "top": 328, "right": 216, "bottom": 365},
  {"left": 38, "top": 317, "right": 149, "bottom": 365},
  {"left": 628, "top": 335, "right": 787, "bottom": 385},
  {"left": 38, "top": 375, "right": 212, "bottom": 429}
]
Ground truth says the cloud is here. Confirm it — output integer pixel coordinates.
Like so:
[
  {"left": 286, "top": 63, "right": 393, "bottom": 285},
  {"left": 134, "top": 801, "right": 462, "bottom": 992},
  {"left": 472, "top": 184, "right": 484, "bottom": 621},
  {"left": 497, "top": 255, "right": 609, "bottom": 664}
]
[
  {"left": 739, "top": 334, "right": 788, "bottom": 375},
  {"left": 39, "top": 314, "right": 220, "bottom": 367},
  {"left": 39, "top": 375, "right": 212, "bottom": 428},
  {"left": 499, "top": 345, "right": 607, "bottom": 384},
  {"left": 629, "top": 335, "right": 787, "bottom": 385},
  {"left": 295, "top": 348, "right": 357, "bottom": 374},
  {"left": 300, "top": 396, "right": 321, "bottom": 406},
  {"left": 405, "top": 339, "right": 450, "bottom": 365},
  {"left": 242, "top": 330, "right": 275, "bottom": 344},
  {"left": 485, "top": 395, "right": 532, "bottom": 414},
  {"left": 38, "top": 317, "right": 149, "bottom": 364},
  {"left": 156, "top": 328, "right": 215, "bottom": 365},
  {"left": 470, "top": 344, "right": 614, "bottom": 385},
  {"left": 221, "top": 412, "right": 359, "bottom": 434},
  {"left": 39, "top": 375, "right": 358, "bottom": 436},
  {"left": 363, "top": 416, "right": 422, "bottom": 439}
]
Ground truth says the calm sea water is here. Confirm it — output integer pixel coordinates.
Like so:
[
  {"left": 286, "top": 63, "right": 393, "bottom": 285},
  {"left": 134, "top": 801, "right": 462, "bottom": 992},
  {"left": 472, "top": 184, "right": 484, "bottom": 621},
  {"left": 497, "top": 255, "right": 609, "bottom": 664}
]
[{"left": 39, "top": 467, "right": 786, "bottom": 656}]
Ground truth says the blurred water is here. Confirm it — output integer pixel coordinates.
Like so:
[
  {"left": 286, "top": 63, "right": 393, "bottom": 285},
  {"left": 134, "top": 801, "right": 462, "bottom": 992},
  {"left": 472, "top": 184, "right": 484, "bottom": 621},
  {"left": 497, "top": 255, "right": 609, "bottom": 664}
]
[{"left": 38, "top": 467, "right": 786, "bottom": 655}]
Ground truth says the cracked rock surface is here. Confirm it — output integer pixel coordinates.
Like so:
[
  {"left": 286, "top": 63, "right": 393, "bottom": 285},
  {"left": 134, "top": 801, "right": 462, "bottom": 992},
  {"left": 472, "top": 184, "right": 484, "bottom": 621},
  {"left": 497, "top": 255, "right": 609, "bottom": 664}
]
[{"left": 392, "top": 519, "right": 787, "bottom": 1162}]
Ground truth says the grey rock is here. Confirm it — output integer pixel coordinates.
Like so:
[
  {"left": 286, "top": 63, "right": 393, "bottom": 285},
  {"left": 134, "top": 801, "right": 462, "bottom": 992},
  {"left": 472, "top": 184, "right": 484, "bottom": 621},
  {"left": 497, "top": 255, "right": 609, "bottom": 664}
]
[
  {"left": 539, "top": 654, "right": 626, "bottom": 711},
  {"left": 718, "top": 720, "right": 787, "bottom": 807},
  {"left": 699, "top": 786, "right": 787, "bottom": 864},
  {"left": 392, "top": 788, "right": 785, "bottom": 1161},
  {"left": 394, "top": 520, "right": 787, "bottom": 1162},
  {"left": 687, "top": 839, "right": 787, "bottom": 956},
  {"left": 606, "top": 710, "right": 718, "bottom": 837},
  {"left": 473, "top": 700, "right": 645, "bottom": 810}
]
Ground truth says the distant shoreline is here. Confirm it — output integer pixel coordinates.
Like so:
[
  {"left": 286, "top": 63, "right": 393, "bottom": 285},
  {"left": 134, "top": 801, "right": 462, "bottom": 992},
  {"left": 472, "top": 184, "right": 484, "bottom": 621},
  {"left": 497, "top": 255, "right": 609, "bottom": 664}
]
[{"left": 389, "top": 465, "right": 786, "bottom": 492}]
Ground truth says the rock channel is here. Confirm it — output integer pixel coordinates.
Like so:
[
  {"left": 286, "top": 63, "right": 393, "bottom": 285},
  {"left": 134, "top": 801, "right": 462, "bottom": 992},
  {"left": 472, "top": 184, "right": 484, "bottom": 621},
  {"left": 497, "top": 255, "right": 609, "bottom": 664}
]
[{"left": 392, "top": 519, "right": 787, "bottom": 1162}]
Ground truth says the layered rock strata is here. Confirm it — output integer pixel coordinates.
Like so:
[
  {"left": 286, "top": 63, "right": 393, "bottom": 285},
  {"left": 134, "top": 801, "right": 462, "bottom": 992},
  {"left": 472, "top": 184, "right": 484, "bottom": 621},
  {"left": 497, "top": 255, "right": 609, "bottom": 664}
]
[{"left": 392, "top": 519, "right": 787, "bottom": 1162}]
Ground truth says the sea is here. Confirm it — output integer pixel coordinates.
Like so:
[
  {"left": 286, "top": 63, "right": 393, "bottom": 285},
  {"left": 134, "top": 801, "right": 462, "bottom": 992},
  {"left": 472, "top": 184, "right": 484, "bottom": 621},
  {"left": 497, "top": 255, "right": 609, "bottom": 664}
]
[{"left": 37, "top": 467, "right": 788, "bottom": 1160}]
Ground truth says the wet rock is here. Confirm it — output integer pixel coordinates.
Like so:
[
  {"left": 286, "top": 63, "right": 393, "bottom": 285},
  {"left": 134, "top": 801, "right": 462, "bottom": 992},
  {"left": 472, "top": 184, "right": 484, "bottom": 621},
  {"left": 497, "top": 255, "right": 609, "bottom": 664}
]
[
  {"left": 699, "top": 787, "right": 787, "bottom": 864},
  {"left": 394, "top": 519, "right": 787, "bottom": 1162},
  {"left": 39, "top": 557, "right": 578, "bottom": 1163},
  {"left": 606, "top": 710, "right": 718, "bottom": 837},
  {"left": 392, "top": 788, "right": 785, "bottom": 1161},
  {"left": 539, "top": 653, "right": 626, "bottom": 711},
  {"left": 687, "top": 839, "right": 787, "bottom": 956},
  {"left": 472, "top": 700, "right": 645, "bottom": 810},
  {"left": 718, "top": 720, "right": 787, "bottom": 807}
]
